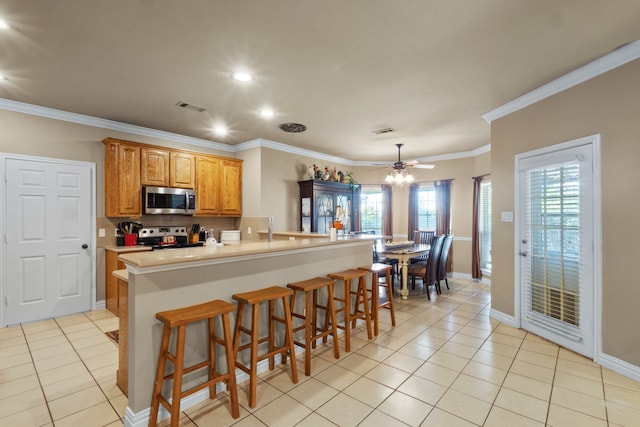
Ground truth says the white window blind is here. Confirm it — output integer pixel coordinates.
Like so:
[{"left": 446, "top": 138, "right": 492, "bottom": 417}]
[
  {"left": 523, "top": 162, "right": 582, "bottom": 340},
  {"left": 479, "top": 181, "right": 492, "bottom": 271}
]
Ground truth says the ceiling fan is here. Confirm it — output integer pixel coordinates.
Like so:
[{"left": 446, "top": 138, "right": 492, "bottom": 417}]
[
  {"left": 389, "top": 143, "right": 435, "bottom": 171},
  {"left": 376, "top": 143, "right": 435, "bottom": 184}
]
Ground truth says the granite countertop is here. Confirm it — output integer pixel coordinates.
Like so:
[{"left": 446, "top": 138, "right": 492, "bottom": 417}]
[
  {"left": 118, "top": 237, "right": 374, "bottom": 269},
  {"left": 257, "top": 230, "right": 387, "bottom": 239},
  {"left": 104, "top": 245, "right": 153, "bottom": 253}
]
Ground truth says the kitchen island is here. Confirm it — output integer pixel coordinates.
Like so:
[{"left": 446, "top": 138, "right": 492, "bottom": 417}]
[{"left": 117, "top": 237, "right": 373, "bottom": 426}]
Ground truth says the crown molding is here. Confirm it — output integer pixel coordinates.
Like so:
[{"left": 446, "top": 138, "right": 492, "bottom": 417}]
[
  {"left": 0, "top": 98, "right": 490, "bottom": 164},
  {"left": 235, "top": 138, "right": 353, "bottom": 165},
  {"left": 483, "top": 38, "right": 640, "bottom": 123},
  {"left": 0, "top": 98, "right": 232, "bottom": 152}
]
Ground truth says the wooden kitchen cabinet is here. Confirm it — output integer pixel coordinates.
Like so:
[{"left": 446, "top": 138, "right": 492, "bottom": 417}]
[
  {"left": 105, "top": 249, "right": 124, "bottom": 315},
  {"left": 105, "top": 248, "right": 148, "bottom": 315},
  {"left": 140, "top": 147, "right": 170, "bottom": 187},
  {"left": 141, "top": 148, "right": 195, "bottom": 189},
  {"left": 194, "top": 156, "right": 242, "bottom": 216},
  {"left": 117, "top": 275, "right": 129, "bottom": 395},
  {"left": 170, "top": 152, "right": 195, "bottom": 188},
  {"left": 194, "top": 156, "right": 220, "bottom": 215},
  {"left": 104, "top": 139, "right": 141, "bottom": 217},
  {"left": 220, "top": 159, "right": 242, "bottom": 215},
  {"left": 103, "top": 137, "right": 240, "bottom": 216}
]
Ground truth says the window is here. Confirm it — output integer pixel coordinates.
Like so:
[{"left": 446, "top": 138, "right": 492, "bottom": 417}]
[
  {"left": 418, "top": 185, "right": 436, "bottom": 230},
  {"left": 479, "top": 180, "right": 492, "bottom": 272},
  {"left": 360, "top": 186, "right": 383, "bottom": 234}
]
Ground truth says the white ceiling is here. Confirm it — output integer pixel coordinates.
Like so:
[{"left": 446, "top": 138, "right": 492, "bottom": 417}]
[{"left": 1, "top": 1, "right": 640, "bottom": 164}]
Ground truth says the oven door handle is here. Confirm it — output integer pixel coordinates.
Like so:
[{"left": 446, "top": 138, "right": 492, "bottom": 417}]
[{"left": 185, "top": 191, "right": 189, "bottom": 212}]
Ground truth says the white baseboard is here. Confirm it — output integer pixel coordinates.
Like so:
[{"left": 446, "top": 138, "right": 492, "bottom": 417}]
[
  {"left": 488, "top": 309, "right": 640, "bottom": 383},
  {"left": 598, "top": 352, "right": 640, "bottom": 383},
  {"left": 451, "top": 272, "right": 472, "bottom": 280},
  {"left": 489, "top": 308, "right": 516, "bottom": 327},
  {"left": 95, "top": 300, "right": 106, "bottom": 310}
]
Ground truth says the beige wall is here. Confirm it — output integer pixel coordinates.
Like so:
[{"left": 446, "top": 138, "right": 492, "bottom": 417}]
[{"left": 491, "top": 58, "right": 640, "bottom": 365}]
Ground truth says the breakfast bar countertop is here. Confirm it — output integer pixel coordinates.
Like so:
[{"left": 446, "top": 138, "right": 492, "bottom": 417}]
[
  {"left": 103, "top": 245, "right": 153, "bottom": 253},
  {"left": 256, "top": 230, "right": 389, "bottom": 239},
  {"left": 118, "top": 235, "right": 377, "bottom": 269}
]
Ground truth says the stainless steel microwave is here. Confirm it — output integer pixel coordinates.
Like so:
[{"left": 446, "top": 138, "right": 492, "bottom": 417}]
[{"left": 143, "top": 186, "right": 195, "bottom": 215}]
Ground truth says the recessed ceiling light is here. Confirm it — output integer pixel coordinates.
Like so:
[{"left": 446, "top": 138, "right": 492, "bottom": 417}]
[
  {"left": 232, "top": 72, "right": 252, "bottom": 82},
  {"left": 259, "top": 109, "right": 275, "bottom": 118},
  {"left": 0, "top": 19, "right": 9, "bottom": 30},
  {"left": 213, "top": 126, "right": 228, "bottom": 136},
  {"left": 0, "top": 74, "right": 6, "bottom": 81}
]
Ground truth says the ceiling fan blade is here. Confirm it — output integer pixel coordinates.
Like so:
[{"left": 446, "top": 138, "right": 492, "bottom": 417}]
[{"left": 412, "top": 164, "right": 435, "bottom": 169}]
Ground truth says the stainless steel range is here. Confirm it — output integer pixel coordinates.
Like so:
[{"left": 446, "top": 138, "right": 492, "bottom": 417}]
[{"left": 137, "top": 226, "right": 203, "bottom": 250}]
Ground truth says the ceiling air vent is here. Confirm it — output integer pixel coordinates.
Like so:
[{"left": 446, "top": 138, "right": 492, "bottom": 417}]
[
  {"left": 279, "top": 123, "right": 307, "bottom": 133},
  {"left": 372, "top": 127, "right": 396, "bottom": 135},
  {"left": 175, "top": 101, "right": 207, "bottom": 112}
]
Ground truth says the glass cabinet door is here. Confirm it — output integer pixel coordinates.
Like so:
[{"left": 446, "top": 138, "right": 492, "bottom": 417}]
[
  {"left": 301, "top": 197, "right": 311, "bottom": 232},
  {"left": 316, "top": 192, "right": 334, "bottom": 233},
  {"left": 335, "top": 193, "right": 351, "bottom": 233}
]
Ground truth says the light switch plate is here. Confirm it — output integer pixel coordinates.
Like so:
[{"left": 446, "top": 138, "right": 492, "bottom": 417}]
[
  {"left": 98, "top": 228, "right": 106, "bottom": 237},
  {"left": 501, "top": 211, "right": 514, "bottom": 222}
]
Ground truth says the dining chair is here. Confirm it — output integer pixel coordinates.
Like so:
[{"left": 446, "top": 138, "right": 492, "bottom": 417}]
[
  {"left": 410, "top": 230, "right": 435, "bottom": 264},
  {"left": 407, "top": 235, "right": 444, "bottom": 300},
  {"left": 437, "top": 234, "right": 454, "bottom": 292},
  {"left": 373, "top": 240, "right": 399, "bottom": 281}
]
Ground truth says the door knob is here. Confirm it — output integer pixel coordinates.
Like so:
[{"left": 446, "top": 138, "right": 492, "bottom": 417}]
[{"left": 82, "top": 244, "right": 88, "bottom": 249}]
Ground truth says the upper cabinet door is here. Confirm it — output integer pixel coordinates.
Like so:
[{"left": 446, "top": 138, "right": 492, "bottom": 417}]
[
  {"left": 195, "top": 156, "right": 220, "bottom": 215},
  {"left": 170, "top": 152, "right": 195, "bottom": 189},
  {"left": 104, "top": 140, "right": 141, "bottom": 217},
  {"left": 220, "top": 159, "right": 242, "bottom": 215},
  {"left": 141, "top": 148, "right": 169, "bottom": 187}
]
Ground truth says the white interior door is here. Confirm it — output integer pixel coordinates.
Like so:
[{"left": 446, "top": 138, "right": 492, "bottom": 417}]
[
  {"left": 516, "top": 137, "right": 599, "bottom": 358},
  {"left": 4, "top": 156, "right": 93, "bottom": 325}
]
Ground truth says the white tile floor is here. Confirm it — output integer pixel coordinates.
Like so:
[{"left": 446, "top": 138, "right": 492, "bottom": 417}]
[{"left": 1, "top": 278, "right": 640, "bottom": 426}]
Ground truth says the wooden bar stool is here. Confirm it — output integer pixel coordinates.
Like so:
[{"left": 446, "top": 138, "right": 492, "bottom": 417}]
[
  {"left": 149, "top": 300, "right": 239, "bottom": 427},
  {"left": 359, "top": 263, "right": 396, "bottom": 336},
  {"left": 232, "top": 286, "right": 298, "bottom": 408},
  {"left": 327, "top": 269, "right": 372, "bottom": 352},
  {"left": 285, "top": 277, "right": 340, "bottom": 376}
]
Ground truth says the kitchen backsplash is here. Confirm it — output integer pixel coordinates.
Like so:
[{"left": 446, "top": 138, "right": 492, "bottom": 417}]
[{"left": 97, "top": 215, "right": 237, "bottom": 247}]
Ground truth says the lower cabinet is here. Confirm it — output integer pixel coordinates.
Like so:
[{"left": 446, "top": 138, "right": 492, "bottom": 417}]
[
  {"left": 105, "top": 248, "right": 148, "bottom": 316},
  {"left": 105, "top": 250, "right": 123, "bottom": 315},
  {"left": 117, "top": 276, "right": 129, "bottom": 395}
]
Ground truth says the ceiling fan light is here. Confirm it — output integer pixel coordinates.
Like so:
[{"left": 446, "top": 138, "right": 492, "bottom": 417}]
[
  {"left": 385, "top": 172, "right": 395, "bottom": 183},
  {"left": 394, "top": 173, "right": 405, "bottom": 184},
  {"left": 405, "top": 173, "right": 415, "bottom": 183}
]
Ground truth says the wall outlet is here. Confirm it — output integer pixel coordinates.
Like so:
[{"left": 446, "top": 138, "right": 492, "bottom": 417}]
[
  {"left": 247, "top": 227, "right": 252, "bottom": 234},
  {"left": 115, "top": 229, "right": 119, "bottom": 236},
  {"left": 98, "top": 228, "right": 106, "bottom": 238}
]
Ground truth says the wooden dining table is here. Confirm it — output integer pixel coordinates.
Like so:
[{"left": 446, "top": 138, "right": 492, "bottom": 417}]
[{"left": 377, "top": 243, "right": 430, "bottom": 300}]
